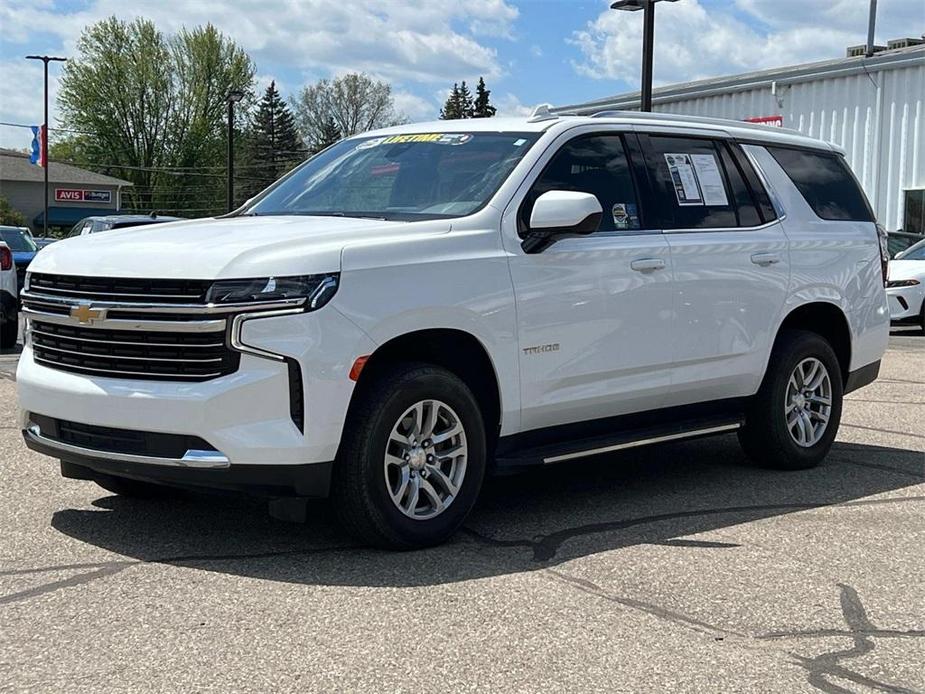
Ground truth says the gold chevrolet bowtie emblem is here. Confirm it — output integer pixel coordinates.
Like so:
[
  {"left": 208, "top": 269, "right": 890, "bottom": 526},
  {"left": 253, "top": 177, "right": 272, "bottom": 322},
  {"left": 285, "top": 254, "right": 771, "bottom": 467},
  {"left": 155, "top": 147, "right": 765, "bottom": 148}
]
[{"left": 70, "top": 304, "right": 106, "bottom": 324}]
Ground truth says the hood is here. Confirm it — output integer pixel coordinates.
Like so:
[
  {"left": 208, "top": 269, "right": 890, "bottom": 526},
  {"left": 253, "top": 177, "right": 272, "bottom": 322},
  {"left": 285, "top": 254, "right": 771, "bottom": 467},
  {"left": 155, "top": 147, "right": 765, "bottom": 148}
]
[
  {"left": 887, "top": 258, "right": 925, "bottom": 282},
  {"left": 28, "top": 215, "right": 442, "bottom": 280}
]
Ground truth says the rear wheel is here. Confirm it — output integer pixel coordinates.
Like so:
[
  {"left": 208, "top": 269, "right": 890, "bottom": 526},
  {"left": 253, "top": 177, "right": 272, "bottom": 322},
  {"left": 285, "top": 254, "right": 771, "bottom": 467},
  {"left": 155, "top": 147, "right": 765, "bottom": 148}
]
[
  {"left": 0, "top": 303, "right": 16, "bottom": 349},
  {"left": 738, "top": 330, "right": 843, "bottom": 470},
  {"left": 333, "top": 363, "right": 486, "bottom": 549}
]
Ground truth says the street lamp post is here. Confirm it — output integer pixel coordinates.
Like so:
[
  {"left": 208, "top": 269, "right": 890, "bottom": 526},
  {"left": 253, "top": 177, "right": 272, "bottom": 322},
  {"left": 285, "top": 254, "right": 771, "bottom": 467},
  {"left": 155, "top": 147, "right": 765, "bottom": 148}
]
[
  {"left": 610, "top": 0, "right": 677, "bottom": 112},
  {"left": 25, "top": 54, "right": 66, "bottom": 236},
  {"left": 226, "top": 90, "right": 244, "bottom": 213}
]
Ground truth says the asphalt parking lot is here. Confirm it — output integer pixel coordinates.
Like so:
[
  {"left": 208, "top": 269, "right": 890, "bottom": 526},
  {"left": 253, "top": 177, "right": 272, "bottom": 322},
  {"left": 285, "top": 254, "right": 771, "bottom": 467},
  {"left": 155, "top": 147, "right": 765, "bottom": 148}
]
[{"left": 1, "top": 327, "right": 922, "bottom": 693}]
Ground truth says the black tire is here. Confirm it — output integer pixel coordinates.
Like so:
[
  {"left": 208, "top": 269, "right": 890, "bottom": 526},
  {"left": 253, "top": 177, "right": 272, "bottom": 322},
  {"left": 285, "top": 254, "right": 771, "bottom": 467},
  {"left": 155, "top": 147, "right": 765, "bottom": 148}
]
[
  {"left": 738, "top": 329, "right": 843, "bottom": 470},
  {"left": 94, "top": 474, "right": 171, "bottom": 498},
  {"left": 920, "top": 300, "right": 925, "bottom": 334},
  {"left": 0, "top": 303, "right": 16, "bottom": 349},
  {"left": 332, "top": 363, "right": 487, "bottom": 550}
]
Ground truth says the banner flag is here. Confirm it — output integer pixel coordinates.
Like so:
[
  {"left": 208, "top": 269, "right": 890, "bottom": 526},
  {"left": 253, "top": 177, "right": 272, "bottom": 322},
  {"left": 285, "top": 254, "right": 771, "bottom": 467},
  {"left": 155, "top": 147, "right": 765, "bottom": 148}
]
[{"left": 29, "top": 125, "right": 47, "bottom": 167}]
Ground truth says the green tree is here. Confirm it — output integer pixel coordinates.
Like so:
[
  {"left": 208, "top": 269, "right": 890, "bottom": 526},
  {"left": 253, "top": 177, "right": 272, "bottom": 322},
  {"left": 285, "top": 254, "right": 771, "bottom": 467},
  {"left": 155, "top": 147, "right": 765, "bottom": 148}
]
[
  {"left": 440, "top": 81, "right": 474, "bottom": 120},
  {"left": 57, "top": 17, "right": 255, "bottom": 216},
  {"left": 472, "top": 77, "right": 496, "bottom": 118},
  {"left": 292, "top": 73, "right": 405, "bottom": 150},
  {"left": 315, "top": 115, "right": 342, "bottom": 152},
  {"left": 0, "top": 196, "right": 27, "bottom": 227},
  {"left": 244, "top": 80, "right": 305, "bottom": 194}
]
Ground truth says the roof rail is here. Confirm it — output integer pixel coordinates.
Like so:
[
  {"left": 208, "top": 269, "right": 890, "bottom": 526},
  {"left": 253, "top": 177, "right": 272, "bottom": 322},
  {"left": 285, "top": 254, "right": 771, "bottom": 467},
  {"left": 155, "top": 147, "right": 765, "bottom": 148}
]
[
  {"left": 528, "top": 104, "right": 559, "bottom": 123},
  {"left": 588, "top": 109, "right": 805, "bottom": 135}
]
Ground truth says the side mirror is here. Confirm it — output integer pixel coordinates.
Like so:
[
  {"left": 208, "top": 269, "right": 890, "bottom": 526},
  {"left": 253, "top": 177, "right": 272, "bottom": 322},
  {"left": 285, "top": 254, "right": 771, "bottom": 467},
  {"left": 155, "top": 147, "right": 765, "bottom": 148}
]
[{"left": 523, "top": 191, "right": 603, "bottom": 254}]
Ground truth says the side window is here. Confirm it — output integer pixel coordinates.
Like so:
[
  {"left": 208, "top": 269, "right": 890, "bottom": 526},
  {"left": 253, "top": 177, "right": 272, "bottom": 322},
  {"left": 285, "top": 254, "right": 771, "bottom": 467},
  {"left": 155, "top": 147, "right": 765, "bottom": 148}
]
[
  {"left": 645, "top": 136, "right": 739, "bottom": 230},
  {"left": 717, "top": 143, "right": 763, "bottom": 227},
  {"left": 767, "top": 146, "right": 874, "bottom": 222},
  {"left": 520, "top": 134, "right": 641, "bottom": 234}
]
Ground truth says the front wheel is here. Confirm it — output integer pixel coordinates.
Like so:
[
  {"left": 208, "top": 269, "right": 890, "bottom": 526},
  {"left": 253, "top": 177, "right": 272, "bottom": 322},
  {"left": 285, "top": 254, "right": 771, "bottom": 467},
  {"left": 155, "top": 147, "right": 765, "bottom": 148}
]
[
  {"left": 738, "top": 330, "right": 843, "bottom": 470},
  {"left": 333, "top": 363, "right": 487, "bottom": 550}
]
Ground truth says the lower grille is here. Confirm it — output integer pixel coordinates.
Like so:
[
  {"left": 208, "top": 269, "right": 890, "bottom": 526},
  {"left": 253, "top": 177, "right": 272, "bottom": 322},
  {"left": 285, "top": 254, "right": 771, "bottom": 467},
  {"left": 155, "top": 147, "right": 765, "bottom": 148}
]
[
  {"left": 31, "top": 321, "right": 239, "bottom": 381},
  {"left": 30, "top": 414, "right": 216, "bottom": 458}
]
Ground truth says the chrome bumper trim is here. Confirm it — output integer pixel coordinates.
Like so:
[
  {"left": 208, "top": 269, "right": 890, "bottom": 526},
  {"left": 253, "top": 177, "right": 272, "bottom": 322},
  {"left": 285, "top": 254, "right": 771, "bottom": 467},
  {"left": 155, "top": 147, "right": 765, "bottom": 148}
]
[{"left": 23, "top": 425, "right": 231, "bottom": 469}]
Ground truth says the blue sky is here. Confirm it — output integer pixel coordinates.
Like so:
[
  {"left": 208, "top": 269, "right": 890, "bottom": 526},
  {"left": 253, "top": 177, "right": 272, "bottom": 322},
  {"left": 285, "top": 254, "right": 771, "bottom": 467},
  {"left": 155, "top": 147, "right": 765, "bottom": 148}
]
[{"left": 0, "top": 0, "right": 921, "bottom": 147}]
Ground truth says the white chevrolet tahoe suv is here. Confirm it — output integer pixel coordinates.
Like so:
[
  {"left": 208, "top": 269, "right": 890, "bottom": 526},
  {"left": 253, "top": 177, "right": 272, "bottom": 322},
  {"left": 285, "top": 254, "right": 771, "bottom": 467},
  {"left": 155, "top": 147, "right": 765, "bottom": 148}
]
[{"left": 18, "top": 112, "right": 890, "bottom": 549}]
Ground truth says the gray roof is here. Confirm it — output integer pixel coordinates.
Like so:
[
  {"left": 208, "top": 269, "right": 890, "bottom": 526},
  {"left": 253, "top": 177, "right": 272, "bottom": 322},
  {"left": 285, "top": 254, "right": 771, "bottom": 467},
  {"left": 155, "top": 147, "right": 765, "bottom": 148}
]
[
  {"left": 0, "top": 148, "right": 133, "bottom": 187},
  {"left": 554, "top": 44, "right": 925, "bottom": 114}
]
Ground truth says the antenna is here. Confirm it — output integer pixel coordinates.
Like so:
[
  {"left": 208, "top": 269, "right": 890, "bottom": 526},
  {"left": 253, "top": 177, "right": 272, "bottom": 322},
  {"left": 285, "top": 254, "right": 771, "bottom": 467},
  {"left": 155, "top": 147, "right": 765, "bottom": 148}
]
[{"left": 528, "top": 104, "right": 558, "bottom": 123}]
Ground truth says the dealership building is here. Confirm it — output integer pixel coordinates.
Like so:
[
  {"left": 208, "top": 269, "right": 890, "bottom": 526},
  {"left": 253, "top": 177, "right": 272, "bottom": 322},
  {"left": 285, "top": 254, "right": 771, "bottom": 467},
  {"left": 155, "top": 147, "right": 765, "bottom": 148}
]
[
  {"left": 0, "top": 148, "right": 132, "bottom": 233},
  {"left": 554, "top": 40, "right": 925, "bottom": 233}
]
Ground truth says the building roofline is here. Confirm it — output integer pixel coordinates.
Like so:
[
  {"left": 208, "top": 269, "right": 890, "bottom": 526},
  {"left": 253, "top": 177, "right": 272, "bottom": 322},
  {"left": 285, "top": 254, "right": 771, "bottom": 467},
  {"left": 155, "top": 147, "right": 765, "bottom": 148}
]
[
  {"left": 0, "top": 148, "right": 133, "bottom": 187},
  {"left": 553, "top": 45, "right": 925, "bottom": 113}
]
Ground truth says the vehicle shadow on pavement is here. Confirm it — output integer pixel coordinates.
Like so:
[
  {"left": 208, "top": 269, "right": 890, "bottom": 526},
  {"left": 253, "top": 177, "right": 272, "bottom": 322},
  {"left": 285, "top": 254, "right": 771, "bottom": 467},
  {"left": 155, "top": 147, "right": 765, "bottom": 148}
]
[{"left": 48, "top": 435, "right": 925, "bottom": 587}]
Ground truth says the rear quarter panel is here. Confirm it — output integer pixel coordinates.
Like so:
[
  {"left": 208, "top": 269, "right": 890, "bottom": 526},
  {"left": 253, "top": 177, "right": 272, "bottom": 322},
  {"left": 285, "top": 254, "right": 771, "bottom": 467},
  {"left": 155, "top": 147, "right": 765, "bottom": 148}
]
[{"left": 744, "top": 144, "right": 890, "bottom": 372}]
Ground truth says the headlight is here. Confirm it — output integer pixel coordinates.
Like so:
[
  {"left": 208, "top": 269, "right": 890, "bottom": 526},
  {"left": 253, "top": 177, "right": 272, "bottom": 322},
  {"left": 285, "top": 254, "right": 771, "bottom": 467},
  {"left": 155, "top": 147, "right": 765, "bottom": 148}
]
[
  {"left": 206, "top": 273, "right": 339, "bottom": 310},
  {"left": 885, "top": 279, "right": 920, "bottom": 288}
]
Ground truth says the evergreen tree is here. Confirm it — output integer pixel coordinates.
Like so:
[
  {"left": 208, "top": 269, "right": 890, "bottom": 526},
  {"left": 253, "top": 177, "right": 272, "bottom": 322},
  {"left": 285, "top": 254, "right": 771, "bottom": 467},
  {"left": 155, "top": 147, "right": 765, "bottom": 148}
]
[
  {"left": 313, "top": 115, "right": 342, "bottom": 153},
  {"left": 472, "top": 77, "right": 496, "bottom": 118},
  {"left": 248, "top": 80, "right": 304, "bottom": 190},
  {"left": 440, "top": 81, "right": 476, "bottom": 119}
]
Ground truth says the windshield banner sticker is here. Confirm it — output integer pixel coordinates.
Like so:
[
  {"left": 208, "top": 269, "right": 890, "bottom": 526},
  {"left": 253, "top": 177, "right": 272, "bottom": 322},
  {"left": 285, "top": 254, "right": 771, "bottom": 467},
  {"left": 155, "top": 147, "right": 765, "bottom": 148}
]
[
  {"left": 664, "top": 153, "right": 729, "bottom": 207},
  {"left": 356, "top": 133, "right": 473, "bottom": 150}
]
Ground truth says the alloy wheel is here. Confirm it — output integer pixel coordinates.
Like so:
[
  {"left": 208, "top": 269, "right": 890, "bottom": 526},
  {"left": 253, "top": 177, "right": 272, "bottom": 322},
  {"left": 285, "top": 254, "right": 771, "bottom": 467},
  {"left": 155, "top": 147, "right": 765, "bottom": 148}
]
[
  {"left": 784, "top": 357, "right": 832, "bottom": 447},
  {"left": 383, "top": 399, "right": 468, "bottom": 520}
]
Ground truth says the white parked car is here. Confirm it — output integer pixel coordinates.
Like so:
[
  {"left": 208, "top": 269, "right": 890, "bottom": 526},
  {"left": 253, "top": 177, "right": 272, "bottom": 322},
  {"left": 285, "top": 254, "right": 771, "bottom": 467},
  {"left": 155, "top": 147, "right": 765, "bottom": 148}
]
[
  {"left": 886, "top": 239, "right": 925, "bottom": 331},
  {"left": 0, "top": 241, "right": 17, "bottom": 348},
  {"left": 18, "top": 112, "right": 890, "bottom": 548}
]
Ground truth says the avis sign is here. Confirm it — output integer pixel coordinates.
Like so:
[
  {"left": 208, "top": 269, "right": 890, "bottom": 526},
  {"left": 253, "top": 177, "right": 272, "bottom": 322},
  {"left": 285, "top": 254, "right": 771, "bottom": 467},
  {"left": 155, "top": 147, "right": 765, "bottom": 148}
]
[{"left": 55, "top": 188, "right": 112, "bottom": 204}]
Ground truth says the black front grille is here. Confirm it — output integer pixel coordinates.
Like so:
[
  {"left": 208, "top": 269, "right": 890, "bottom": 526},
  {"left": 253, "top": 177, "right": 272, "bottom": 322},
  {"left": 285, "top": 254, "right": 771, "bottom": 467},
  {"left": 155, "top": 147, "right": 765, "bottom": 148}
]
[
  {"left": 30, "top": 414, "right": 216, "bottom": 458},
  {"left": 28, "top": 273, "right": 211, "bottom": 303},
  {"left": 31, "top": 321, "right": 239, "bottom": 381}
]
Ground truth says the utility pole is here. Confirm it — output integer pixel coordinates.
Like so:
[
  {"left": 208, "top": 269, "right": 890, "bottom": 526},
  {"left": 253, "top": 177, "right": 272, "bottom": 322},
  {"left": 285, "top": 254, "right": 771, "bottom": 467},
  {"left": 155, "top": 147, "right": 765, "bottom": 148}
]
[
  {"left": 610, "top": 0, "right": 678, "bottom": 112},
  {"left": 25, "top": 54, "right": 66, "bottom": 236},
  {"left": 226, "top": 90, "right": 244, "bottom": 213},
  {"left": 865, "top": 0, "right": 878, "bottom": 57}
]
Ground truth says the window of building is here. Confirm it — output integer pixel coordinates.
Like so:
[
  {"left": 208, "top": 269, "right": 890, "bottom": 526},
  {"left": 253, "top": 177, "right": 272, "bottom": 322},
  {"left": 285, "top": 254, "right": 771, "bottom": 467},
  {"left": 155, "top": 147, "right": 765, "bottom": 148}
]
[
  {"left": 903, "top": 189, "right": 925, "bottom": 233},
  {"left": 521, "top": 134, "right": 641, "bottom": 234},
  {"left": 767, "top": 146, "right": 874, "bottom": 222}
]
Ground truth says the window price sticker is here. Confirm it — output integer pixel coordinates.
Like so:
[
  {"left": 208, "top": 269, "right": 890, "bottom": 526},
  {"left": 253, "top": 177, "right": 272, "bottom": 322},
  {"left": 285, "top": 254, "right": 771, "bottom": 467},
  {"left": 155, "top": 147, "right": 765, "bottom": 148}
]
[{"left": 664, "top": 153, "right": 728, "bottom": 207}]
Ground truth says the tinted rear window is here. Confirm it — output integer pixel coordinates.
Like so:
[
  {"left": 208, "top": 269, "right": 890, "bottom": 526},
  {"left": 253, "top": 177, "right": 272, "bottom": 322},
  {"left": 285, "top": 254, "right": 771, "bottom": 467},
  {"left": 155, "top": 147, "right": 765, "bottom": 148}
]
[{"left": 767, "top": 147, "right": 874, "bottom": 222}]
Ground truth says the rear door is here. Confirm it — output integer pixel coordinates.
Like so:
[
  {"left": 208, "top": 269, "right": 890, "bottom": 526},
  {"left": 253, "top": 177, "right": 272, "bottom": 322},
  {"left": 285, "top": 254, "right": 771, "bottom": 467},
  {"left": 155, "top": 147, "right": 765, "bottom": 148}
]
[
  {"left": 502, "top": 129, "right": 675, "bottom": 431},
  {"left": 638, "top": 132, "right": 789, "bottom": 403}
]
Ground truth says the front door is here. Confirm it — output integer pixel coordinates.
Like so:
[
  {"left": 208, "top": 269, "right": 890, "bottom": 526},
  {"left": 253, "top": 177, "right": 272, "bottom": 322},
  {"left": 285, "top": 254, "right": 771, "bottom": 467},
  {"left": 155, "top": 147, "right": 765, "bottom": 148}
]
[{"left": 503, "top": 132, "right": 675, "bottom": 432}]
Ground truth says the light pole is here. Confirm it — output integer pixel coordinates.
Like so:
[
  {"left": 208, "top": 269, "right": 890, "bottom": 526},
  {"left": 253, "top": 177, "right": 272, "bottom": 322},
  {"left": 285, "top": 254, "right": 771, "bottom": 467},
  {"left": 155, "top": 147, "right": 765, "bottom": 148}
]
[
  {"left": 25, "top": 54, "right": 66, "bottom": 236},
  {"left": 226, "top": 90, "right": 244, "bottom": 213},
  {"left": 610, "top": 0, "right": 677, "bottom": 112}
]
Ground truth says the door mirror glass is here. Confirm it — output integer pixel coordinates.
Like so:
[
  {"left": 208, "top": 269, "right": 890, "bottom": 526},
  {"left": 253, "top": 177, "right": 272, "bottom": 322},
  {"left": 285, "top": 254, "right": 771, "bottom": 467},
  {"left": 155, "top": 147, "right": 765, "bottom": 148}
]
[{"left": 524, "top": 191, "right": 603, "bottom": 253}]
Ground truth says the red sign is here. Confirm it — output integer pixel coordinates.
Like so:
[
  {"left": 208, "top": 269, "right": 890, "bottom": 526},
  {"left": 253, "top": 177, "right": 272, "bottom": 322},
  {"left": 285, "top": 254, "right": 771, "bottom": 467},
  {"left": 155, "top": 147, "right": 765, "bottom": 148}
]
[
  {"left": 744, "top": 115, "right": 784, "bottom": 127},
  {"left": 55, "top": 188, "right": 112, "bottom": 203}
]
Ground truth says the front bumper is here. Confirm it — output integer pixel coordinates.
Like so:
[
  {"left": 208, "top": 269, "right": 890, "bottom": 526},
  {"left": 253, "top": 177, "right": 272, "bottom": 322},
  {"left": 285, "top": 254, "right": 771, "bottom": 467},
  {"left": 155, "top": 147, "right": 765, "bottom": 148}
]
[
  {"left": 886, "top": 285, "right": 924, "bottom": 321},
  {"left": 17, "top": 307, "right": 376, "bottom": 491}
]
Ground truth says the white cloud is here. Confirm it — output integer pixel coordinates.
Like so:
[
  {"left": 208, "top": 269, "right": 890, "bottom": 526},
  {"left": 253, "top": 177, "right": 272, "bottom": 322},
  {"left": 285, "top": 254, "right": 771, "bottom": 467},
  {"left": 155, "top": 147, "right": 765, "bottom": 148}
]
[
  {"left": 571, "top": 0, "right": 925, "bottom": 86},
  {"left": 0, "top": 59, "right": 63, "bottom": 150},
  {"left": 0, "top": 0, "right": 517, "bottom": 84},
  {"left": 392, "top": 91, "right": 438, "bottom": 123},
  {"left": 494, "top": 92, "right": 534, "bottom": 118}
]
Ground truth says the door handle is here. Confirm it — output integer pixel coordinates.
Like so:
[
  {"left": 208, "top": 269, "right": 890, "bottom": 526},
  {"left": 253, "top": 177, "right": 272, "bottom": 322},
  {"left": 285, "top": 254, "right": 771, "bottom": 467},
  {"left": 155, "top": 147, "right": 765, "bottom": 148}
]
[
  {"left": 630, "top": 257, "right": 666, "bottom": 273},
  {"left": 750, "top": 252, "right": 781, "bottom": 266}
]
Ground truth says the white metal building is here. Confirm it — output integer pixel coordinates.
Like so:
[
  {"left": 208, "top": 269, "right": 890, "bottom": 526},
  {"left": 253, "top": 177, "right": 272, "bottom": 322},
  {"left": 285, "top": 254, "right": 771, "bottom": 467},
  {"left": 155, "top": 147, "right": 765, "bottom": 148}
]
[{"left": 554, "top": 42, "right": 925, "bottom": 233}]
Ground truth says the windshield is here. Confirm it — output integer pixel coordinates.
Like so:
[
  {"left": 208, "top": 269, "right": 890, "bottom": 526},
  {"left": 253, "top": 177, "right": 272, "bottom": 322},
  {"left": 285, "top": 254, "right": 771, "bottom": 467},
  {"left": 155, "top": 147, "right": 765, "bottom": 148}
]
[
  {"left": 900, "top": 239, "right": 925, "bottom": 260},
  {"left": 247, "top": 131, "right": 540, "bottom": 221},
  {"left": 0, "top": 227, "right": 37, "bottom": 252}
]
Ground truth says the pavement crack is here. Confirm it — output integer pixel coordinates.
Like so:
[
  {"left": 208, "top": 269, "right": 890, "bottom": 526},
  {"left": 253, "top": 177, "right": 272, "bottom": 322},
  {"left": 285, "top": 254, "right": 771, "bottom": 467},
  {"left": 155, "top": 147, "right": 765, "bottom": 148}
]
[
  {"left": 543, "top": 567, "right": 743, "bottom": 639},
  {"left": 840, "top": 423, "right": 925, "bottom": 440},
  {"left": 774, "top": 584, "right": 920, "bottom": 694},
  {"left": 463, "top": 497, "right": 925, "bottom": 562}
]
